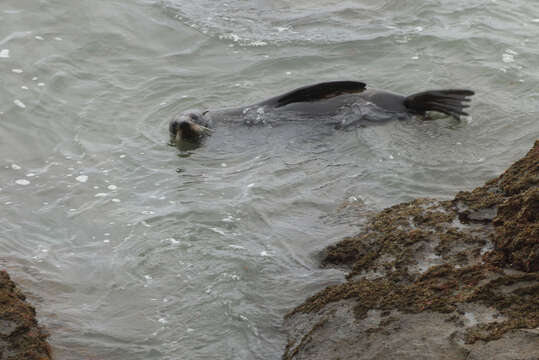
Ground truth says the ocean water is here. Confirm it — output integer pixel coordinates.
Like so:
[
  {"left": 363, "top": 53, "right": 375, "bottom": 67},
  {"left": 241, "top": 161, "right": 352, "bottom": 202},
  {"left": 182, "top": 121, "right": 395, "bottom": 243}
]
[{"left": 0, "top": 0, "right": 538, "bottom": 359}]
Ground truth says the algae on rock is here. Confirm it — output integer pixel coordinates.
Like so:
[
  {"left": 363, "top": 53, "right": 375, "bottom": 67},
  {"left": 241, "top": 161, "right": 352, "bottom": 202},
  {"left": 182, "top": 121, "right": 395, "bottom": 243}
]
[{"left": 284, "top": 141, "right": 539, "bottom": 360}]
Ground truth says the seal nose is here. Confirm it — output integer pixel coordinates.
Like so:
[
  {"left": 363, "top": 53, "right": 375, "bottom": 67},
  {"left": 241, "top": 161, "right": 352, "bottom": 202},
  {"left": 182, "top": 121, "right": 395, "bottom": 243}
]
[
  {"left": 171, "top": 119, "right": 202, "bottom": 142},
  {"left": 178, "top": 121, "right": 192, "bottom": 132}
]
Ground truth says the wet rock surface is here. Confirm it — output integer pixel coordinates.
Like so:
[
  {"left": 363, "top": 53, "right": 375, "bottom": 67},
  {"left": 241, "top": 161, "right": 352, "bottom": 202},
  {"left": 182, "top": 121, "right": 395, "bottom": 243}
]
[
  {"left": 283, "top": 141, "right": 538, "bottom": 360},
  {"left": 0, "top": 271, "right": 52, "bottom": 360}
]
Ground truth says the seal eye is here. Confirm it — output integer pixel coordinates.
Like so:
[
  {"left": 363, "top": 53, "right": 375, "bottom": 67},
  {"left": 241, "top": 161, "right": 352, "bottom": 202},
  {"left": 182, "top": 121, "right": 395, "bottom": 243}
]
[{"left": 169, "top": 120, "right": 179, "bottom": 134}]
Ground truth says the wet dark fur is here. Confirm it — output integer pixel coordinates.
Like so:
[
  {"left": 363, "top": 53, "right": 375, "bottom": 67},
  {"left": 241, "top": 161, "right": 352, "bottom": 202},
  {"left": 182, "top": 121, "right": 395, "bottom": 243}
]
[{"left": 169, "top": 81, "right": 474, "bottom": 146}]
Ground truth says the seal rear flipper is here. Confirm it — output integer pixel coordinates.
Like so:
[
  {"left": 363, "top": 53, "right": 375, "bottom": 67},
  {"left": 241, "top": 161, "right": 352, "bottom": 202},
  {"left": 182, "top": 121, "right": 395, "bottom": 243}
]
[
  {"left": 403, "top": 89, "right": 474, "bottom": 119},
  {"left": 265, "top": 81, "right": 367, "bottom": 108}
]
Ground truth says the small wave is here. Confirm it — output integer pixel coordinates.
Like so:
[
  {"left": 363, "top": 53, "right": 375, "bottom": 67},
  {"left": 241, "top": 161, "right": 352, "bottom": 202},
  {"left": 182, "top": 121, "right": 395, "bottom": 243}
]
[{"left": 160, "top": 0, "right": 416, "bottom": 46}]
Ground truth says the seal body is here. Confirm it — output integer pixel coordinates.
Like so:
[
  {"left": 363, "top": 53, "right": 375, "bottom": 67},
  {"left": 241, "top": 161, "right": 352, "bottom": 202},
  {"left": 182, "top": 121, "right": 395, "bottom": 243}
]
[{"left": 169, "top": 81, "right": 473, "bottom": 147}]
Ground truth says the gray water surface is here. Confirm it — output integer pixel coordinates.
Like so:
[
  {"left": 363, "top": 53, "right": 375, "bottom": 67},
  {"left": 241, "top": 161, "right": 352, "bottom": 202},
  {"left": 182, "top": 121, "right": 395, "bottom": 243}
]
[{"left": 1, "top": 0, "right": 538, "bottom": 359}]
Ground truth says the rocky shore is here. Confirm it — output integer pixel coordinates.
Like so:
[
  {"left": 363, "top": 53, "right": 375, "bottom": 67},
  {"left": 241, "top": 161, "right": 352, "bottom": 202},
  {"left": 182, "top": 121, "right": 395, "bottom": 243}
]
[
  {"left": 0, "top": 271, "right": 52, "bottom": 359},
  {"left": 283, "top": 141, "right": 538, "bottom": 360}
]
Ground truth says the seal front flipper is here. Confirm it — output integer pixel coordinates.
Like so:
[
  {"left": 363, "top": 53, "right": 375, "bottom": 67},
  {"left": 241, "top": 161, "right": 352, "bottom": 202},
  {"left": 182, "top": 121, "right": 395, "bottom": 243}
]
[
  {"left": 262, "top": 81, "right": 367, "bottom": 108},
  {"left": 403, "top": 89, "right": 475, "bottom": 119}
]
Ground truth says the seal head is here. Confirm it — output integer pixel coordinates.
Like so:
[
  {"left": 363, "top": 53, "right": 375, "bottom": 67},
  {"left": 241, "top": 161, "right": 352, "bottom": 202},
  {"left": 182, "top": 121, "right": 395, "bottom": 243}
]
[{"left": 169, "top": 110, "right": 212, "bottom": 148}]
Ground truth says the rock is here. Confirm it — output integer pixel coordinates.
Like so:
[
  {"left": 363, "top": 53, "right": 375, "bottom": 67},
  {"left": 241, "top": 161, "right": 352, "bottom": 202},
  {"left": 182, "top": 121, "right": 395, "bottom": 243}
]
[
  {"left": 466, "top": 329, "right": 539, "bottom": 360},
  {"left": 283, "top": 141, "right": 539, "bottom": 360},
  {"left": 0, "top": 270, "right": 52, "bottom": 360}
]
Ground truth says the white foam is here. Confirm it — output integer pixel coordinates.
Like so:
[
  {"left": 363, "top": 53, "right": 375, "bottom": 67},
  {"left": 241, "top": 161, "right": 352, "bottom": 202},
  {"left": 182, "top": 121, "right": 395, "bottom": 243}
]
[
  {"left": 111, "top": 198, "right": 121, "bottom": 203},
  {"left": 249, "top": 40, "right": 267, "bottom": 46},
  {"left": 210, "top": 227, "right": 226, "bottom": 235},
  {"left": 26, "top": 173, "right": 35, "bottom": 177},
  {"left": 164, "top": 238, "right": 180, "bottom": 245},
  {"left": 94, "top": 193, "right": 107, "bottom": 197},
  {"left": 219, "top": 33, "right": 241, "bottom": 42},
  {"left": 37, "top": 83, "right": 45, "bottom": 87},
  {"left": 107, "top": 184, "right": 117, "bottom": 190},
  {"left": 14, "top": 99, "right": 26, "bottom": 109},
  {"left": 75, "top": 175, "right": 88, "bottom": 183},
  {"left": 260, "top": 251, "right": 270, "bottom": 257},
  {"left": 229, "top": 245, "right": 246, "bottom": 250},
  {"left": 15, "top": 179, "right": 30, "bottom": 185},
  {"left": 11, "top": 164, "right": 21, "bottom": 170},
  {"left": 35, "top": 36, "right": 44, "bottom": 40},
  {"left": 11, "top": 69, "right": 23, "bottom": 74},
  {"left": 502, "top": 54, "right": 514, "bottom": 63},
  {"left": 0, "top": 49, "right": 9, "bottom": 58}
]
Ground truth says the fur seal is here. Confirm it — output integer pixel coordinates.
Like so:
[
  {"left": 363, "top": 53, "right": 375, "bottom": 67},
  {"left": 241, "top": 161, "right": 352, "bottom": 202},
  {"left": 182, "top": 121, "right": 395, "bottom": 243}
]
[{"left": 169, "top": 81, "right": 474, "bottom": 147}]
